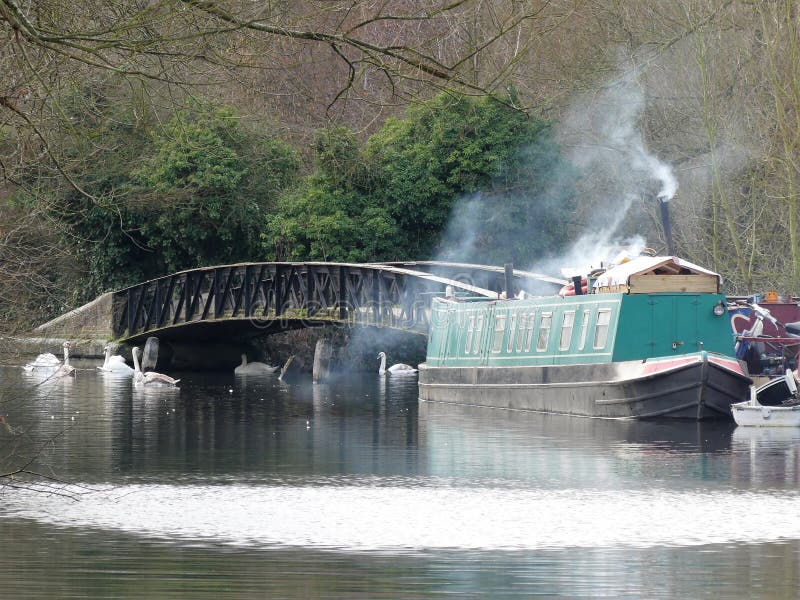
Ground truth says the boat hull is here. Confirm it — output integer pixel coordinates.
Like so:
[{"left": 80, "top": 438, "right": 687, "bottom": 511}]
[
  {"left": 731, "top": 402, "right": 800, "bottom": 426},
  {"left": 418, "top": 352, "right": 750, "bottom": 420}
]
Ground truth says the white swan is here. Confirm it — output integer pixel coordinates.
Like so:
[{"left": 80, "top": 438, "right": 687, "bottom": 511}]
[
  {"left": 52, "top": 341, "right": 76, "bottom": 378},
  {"left": 377, "top": 351, "right": 418, "bottom": 375},
  {"left": 132, "top": 346, "right": 180, "bottom": 387},
  {"left": 97, "top": 344, "right": 134, "bottom": 373},
  {"left": 22, "top": 351, "right": 61, "bottom": 372},
  {"left": 234, "top": 354, "right": 279, "bottom": 375}
]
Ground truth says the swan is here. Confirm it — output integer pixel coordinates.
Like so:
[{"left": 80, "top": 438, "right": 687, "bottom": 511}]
[
  {"left": 52, "top": 341, "right": 76, "bottom": 378},
  {"left": 234, "top": 354, "right": 279, "bottom": 375},
  {"left": 377, "top": 351, "right": 418, "bottom": 376},
  {"left": 132, "top": 346, "right": 180, "bottom": 387},
  {"left": 97, "top": 344, "right": 134, "bottom": 373},
  {"left": 22, "top": 351, "right": 61, "bottom": 372}
]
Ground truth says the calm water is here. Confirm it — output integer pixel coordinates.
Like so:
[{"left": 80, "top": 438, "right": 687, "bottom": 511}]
[{"left": 2, "top": 361, "right": 800, "bottom": 598}]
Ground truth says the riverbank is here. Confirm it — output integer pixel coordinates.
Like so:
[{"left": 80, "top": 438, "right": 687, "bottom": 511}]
[{"left": 1, "top": 336, "right": 108, "bottom": 360}]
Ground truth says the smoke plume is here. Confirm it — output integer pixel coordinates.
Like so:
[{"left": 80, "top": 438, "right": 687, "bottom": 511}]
[
  {"left": 525, "top": 72, "right": 679, "bottom": 274},
  {"left": 564, "top": 74, "right": 678, "bottom": 204}
]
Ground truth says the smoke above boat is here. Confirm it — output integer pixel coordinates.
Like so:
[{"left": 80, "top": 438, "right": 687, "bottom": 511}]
[
  {"left": 433, "top": 68, "right": 679, "bottom": 287},
  {"left": 526, "top": 71, "right": 679, "bottom": 278},
  {"left": 561, "top": 72, "right": 678, "bottom": 203}
]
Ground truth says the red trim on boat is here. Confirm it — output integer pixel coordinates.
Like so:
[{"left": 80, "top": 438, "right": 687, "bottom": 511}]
[
  {"left": 707, "top": 354, "right": 746, "bottom": 374},
  {"left": 640, "top": 356, "right": 699, "bottom": 375},
  {"left": 639, "top": 353, "right": 746, "bottom": 377}
]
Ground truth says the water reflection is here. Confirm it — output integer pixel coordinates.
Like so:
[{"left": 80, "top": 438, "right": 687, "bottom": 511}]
[
  {"left": 233, "top": 370, "right": 279, "bottom": 388},
  {"left": 418, "top": 401, "right": 736, "bottom": 489},
  {"left": 731, "top": 426, "right": 800, "bottom": 488},
  {"left": 3, "top": 364, "right": 800, "bottom": 598},
  {"left": 131, "top": 381, "right": 181, "bottom": 401},
  {"left": 103, "top": 372, "right": 420, "bottom": 481},
  {"left": 1, "top": 515, "right": 799, "bottom": 600}
]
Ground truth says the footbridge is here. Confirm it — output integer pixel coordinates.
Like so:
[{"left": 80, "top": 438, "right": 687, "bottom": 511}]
[
  {"left": 115, "top": 261, "right": 568, "bottom": 342},
  {"left": 34, "top": 262, "right": 566, "bottom": 344}
]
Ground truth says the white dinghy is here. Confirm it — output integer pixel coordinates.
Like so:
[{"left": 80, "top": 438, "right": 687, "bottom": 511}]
[{"left": 732, "top": 369, "right": 800, "bottom": 427}]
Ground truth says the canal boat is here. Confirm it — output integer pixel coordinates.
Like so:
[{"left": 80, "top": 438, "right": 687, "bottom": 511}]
[{"left": 418, "top": 256, "right": 751, "bottom": 420}]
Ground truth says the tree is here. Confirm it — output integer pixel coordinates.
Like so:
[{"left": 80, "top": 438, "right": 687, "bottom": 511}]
[
  {"left": 264, "top": 126, "right": 402, "bottom": 262},
  {"left": 46, "top": 98, "right": 300, "bottom": 298},
  {"left": 367, "top": 92, "right": 577, "bottom": 262},
  {"left": 0, "top": 0, "right": 541, "bottom": 183},
  {"left": 0, "top": 200, "right": 78, "bottom": 330},
  {"left": 0, "top": 0, "right": 552, "bottom": 323},
  {"left": 754, "top": 0, "right": 800, "bottom": 290},
  {"left": 133, "top": 100, "right": 301, "bottom": 274},
  {"left": 264, "top": 93, "right": 576, "bottom": 265}
]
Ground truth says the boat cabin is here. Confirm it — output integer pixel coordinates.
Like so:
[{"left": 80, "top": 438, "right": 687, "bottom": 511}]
[{"left": 426, "top": 257, "right": 734, "bottom": 368}]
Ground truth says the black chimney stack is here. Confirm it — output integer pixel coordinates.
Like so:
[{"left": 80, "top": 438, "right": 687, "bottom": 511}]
[
  {"left": 504, "top": 263, "right": 514, "bottom": 298},
  {"left": 658, "top": 195, "right": 675, "bottom": 256},
  {"left": 572, "top": 275, "right": 584, "bottom": 295}
]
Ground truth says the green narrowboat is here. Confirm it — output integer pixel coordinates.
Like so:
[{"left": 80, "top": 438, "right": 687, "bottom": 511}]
[{"left": 418, "top": 256, "right": 751, "bottom": 419}]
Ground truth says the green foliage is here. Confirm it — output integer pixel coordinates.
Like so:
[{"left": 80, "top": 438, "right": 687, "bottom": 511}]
[
  {"left": 263, "top": 93, "right": 575, "bottom": 265},
  {"left": 367, "top": 93, "right": 577, "bottom": 262},
  {"left": 56, "top": 95, "right": 300, "bottom": 299},
  {"left": 265, "top": 179, "right": 403, "bottom": 262},
  {"left": 131, "top": 101, "right": 282, "bottom": 272},
  {"left": 126, "top": 102, "right": 296, "bottom": 275},
  {"left": 137, "top": 103, "right": 246, "bottom": 194},
  {"left": 250, "top": 136, "right": 303, "bottom": 195},
  {"left": 312, "top": 127, "right": 367, "bottom": 189},
  {"left": 25, "top": 88, "right": 574, "bottom": 325},
  {"left": 263, "top": 127, "right": 402, "bottom": 262}
]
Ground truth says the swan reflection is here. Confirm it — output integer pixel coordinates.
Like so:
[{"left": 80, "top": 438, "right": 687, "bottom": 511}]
[{"left": 133, "top": 383, "right": 181, "bottom": 402}]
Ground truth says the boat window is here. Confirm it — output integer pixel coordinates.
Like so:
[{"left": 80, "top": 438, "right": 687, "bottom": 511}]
[
  {"left": 577, "top": 310, "right": 590, "bottom": 350},
  {"left": 537, "top": 312, "right": 552, "bottom": 352},
  {"left": 594, "top": 309, "right": 612, "bottom": 349},
  {"left": 465, "top": 315, "right": 474, "bottom": 353},
  {"left": 492, "top": 314, "right": 507, "bottom": 353},
  {"left": 473, "top": 314, "right": 485, "bottom": 354},
  {"left": 515, "top": 314, "right": 527, "bottom": 352},
  {"left": 506, "top": 314, "right": 517, "bottom": 353},
  {"left": 559, "top": 311, "right": 575, "bottom": 351},
  {"left": 524, "top": 312, "right": 536, "bottom": 351}
]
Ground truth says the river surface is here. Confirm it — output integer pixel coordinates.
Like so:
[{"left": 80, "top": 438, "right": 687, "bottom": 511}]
[{"left": 1, "top": 361, "right": 800, "bottom": 598}]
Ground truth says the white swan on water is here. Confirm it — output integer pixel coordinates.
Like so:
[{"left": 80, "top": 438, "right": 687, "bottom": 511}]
[
  {"left": 52, "top": 341, "right": 76, "bottom": 378},
  {"left": 22, "top": 351, "right": 61, "bottom": 372},
  {"left": 377, "top": 352, "right": 418, "bottom": 376},
  {"left": 97, "top": 344, "right": 134, "bottom": 373},
  {"left": 234, "top": 354, "right": 278, "bottom": 375},
  {"left": 132, "top": 347, "right": 180, "bottom": 387}
]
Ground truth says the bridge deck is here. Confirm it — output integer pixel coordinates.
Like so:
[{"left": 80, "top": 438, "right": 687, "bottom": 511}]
[{"left": 38, "top": 262, "right": 564, "bottom": 343}]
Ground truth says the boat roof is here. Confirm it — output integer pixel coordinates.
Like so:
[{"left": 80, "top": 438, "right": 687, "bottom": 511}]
[{"left": 594, "top": 256, "right": 722, "bottom": 288}]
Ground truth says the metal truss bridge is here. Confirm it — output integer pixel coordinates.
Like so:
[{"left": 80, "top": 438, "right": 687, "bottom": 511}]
[{"left": 113, "top": 261, "right": 566, "bottom": 343}]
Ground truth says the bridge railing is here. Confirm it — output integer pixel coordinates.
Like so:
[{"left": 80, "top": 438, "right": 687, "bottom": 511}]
[
  {"left": 112, "top": 261, "right": 565, "bottom": 341},
  {"left": 113, "top": 263, "right": 442, "bottom": 340}
]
